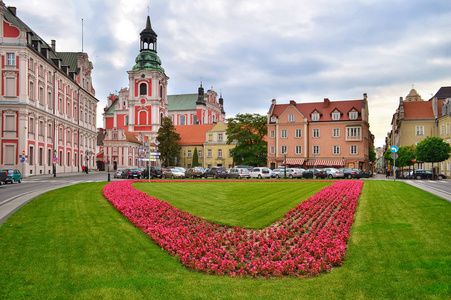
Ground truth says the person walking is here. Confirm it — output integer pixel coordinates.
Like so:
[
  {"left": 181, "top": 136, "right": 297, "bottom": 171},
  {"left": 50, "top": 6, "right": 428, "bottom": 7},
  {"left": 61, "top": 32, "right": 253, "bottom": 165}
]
[
  {"left": 82, "top": 165, "right": 85, "bottom": 173},
  {"left": 85, "top": 166, "right": 89, "bottom": 174}
]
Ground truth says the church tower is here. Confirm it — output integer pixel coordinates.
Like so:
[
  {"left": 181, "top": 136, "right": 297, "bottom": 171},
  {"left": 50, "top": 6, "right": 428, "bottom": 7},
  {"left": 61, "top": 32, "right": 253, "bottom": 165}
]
[{"left": 127, "top": 15, "right": 169, "bottom": 141}]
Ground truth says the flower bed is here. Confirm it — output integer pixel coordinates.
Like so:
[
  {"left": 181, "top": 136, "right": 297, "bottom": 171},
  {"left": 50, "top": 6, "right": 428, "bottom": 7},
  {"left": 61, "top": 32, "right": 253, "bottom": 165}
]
[{"left": 103, "top": 180, "right": 363, "bottom": 278}]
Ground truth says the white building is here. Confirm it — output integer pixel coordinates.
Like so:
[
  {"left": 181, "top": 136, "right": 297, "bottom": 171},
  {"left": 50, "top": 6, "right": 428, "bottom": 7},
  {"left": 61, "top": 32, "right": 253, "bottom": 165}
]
[{"left": 0, "top": 2, "right": 99, "bottom": 176}]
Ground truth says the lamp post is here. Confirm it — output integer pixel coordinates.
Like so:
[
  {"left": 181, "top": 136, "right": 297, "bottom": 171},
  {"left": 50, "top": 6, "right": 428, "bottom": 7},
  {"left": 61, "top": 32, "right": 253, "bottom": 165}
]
[
  {"left": 85, "top": 150, "right": 92, "bottom": 174},
  {"left": 107, "top": 159, "right": 110, "bottom": 181},
  {"left": 53, "top": 150, "right": 57, "bottom": 177}
]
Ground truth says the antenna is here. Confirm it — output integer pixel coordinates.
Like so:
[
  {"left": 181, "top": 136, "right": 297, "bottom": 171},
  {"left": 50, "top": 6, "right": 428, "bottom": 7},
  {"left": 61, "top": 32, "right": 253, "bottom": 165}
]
[
  {"left": 82, "top": 18, "right": 84, "bottom": 52},
  {"left": 147, "top": 5, "right": 150, "bottom": 15}
]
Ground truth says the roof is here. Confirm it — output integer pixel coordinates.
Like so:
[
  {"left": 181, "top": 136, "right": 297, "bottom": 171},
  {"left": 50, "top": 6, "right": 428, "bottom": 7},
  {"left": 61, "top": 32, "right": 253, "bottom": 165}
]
[
  {"left": 403, "top": 101, "right": 435, "bottom": 119},
  {"left": 58, "top": 52, "right": 80, "bottom": 74},
  {"left": 271, "top": 99, "right": 364, "bottom": 121},
  {"left": 175, "top": 124, "right": 215, "bottom": 145},
  {"left": 431, "top": 87, "right": 451, "bottom": 100},
  {"left": 168, "top": 94, "right": 197, "bottom": 111},
  {"left": 124, "top": 131, "right": 142, "bottom": 144}
]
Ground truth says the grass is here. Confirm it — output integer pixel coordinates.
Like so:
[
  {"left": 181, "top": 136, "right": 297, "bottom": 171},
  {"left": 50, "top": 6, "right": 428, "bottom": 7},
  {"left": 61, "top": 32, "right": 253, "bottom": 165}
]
[{"left": 0, "top": 180, "right": 449, "bottom": 299}]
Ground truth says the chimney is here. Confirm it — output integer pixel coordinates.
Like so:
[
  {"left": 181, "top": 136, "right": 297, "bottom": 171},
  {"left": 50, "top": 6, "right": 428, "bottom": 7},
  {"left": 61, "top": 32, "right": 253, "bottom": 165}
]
[
  {"left": 289, "top": 100, "right": 296, "bottom": 105},
  {"left": 363, "top": 93, "right": 367, "bottom": 100},
  {"left": 51, "top": 40, "right": 56, "bottom": 52},
  {"left": 271, "top": 99, "right": 276, "bottom": 105},
  {"left": 324, "top": 98, "right": 330, "bottom": 108},
  {"left": 8, "top": 7, "right": 17, "bottom": 16}
]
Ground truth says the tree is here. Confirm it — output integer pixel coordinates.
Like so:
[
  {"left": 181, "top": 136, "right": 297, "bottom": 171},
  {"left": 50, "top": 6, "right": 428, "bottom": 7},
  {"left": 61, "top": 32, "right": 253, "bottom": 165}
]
[
  {"left": 415, "top": 136, "right": 451, "bottom": 165},
  {"left": 369, "top": 148, "right": 376, "bottom": 164},
  {"left": 192, "top": 147, "right": 199, "bottom": 167},
  {"left": 156, "top": 117, "right": 181, "bottom": 167},
  {"left": 226, "top": 113, "right": 267, "bottom": 167},
  {"left": 396, "top": 145, "right": 416, "bottom": 168}
]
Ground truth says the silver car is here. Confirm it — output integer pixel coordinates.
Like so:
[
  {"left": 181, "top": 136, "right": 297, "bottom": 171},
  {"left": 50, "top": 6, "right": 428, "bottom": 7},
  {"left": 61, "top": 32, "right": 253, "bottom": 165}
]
[
  {"left": 323, "top": 167, "right": 345, "bottom": 179},
  {"left": 249, "top": 167, "right": 271, "bottom": 179}
]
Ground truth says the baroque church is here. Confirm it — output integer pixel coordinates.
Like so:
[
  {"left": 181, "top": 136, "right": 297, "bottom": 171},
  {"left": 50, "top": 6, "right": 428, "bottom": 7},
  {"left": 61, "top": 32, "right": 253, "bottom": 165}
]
[{"left": 100, "top": 15, "right": 225, "bottom": 170}]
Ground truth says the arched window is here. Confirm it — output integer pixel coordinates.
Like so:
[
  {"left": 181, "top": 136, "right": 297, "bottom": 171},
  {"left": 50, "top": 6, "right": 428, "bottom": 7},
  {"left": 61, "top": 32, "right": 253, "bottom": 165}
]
[
  {"left": 139, "top": 83, "right": 147, "bottom": 96},
  {"left": 139, "top": 111, "right": 147, "bottom": 124},
  {"left": 160, "top": 85, "right": 163, "bottom": 98}
]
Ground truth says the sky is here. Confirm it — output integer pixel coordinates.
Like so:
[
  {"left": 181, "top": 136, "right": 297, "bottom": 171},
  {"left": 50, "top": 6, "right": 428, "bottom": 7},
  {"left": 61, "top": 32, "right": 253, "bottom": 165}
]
[{"left": 10, "top": 0, "right": 451, "bottom": 147}]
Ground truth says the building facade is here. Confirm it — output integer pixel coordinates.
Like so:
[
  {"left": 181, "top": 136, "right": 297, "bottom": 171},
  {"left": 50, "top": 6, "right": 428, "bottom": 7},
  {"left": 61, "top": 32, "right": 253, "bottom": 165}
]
[
  {"left": 387, "top": 87, "right": 449, "bottom": 172},
  {"left": 0, "top": 3, "right": 98, "bottom": 176},
  {"left": 203, "top": 121, "right": 236, "bottom": 169},
  {"left": 267, "top": 94, "right": 372, "bottom": 171},
  {"left": 101, "top": 15, "right": 226, "bottom": 170}
]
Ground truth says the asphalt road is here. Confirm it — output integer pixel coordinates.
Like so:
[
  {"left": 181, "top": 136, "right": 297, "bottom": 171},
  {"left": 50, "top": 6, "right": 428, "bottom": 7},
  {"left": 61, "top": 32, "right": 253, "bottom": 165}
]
[{"left": 1, "top": 172, "right": 450, "bottom": 226}]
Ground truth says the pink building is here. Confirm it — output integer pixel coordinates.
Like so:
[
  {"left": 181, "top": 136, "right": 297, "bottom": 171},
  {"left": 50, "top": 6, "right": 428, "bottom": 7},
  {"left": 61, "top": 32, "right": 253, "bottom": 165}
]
[{"left": 267, "top": 94, "right": 372, "bottom": 171}]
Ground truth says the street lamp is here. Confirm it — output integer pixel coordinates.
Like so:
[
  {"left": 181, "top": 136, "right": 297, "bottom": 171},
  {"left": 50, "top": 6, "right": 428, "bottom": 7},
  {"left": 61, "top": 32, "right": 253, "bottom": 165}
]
[{"left": 53, "top": 150, "right": 57, "bottom": 177}]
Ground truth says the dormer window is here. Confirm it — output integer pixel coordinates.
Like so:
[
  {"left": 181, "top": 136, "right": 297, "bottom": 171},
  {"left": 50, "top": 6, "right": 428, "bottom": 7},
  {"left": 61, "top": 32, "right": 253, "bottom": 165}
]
[
  {"left": 312, "top": 113, "right": 320, "bottom": 121},
  {"left": 349, "top": 111, "right": 358, "bottom": 120},
  {"left": 332, "top": 112, "right": 340, "bottom": 120}
]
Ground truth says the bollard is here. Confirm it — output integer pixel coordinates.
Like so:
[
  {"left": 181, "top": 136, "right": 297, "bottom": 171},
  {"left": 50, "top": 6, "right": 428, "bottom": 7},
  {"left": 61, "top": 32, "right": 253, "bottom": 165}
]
[{"left": 108, "top": 173, "right": 110, "bottom": 181}]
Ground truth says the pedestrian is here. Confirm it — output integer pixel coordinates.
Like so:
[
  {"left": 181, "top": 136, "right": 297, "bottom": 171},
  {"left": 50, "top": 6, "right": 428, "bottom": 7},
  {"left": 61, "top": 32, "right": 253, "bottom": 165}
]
[
  {"left": 386, "top": 169, "right": 390, "bottom": 178},
  {"left": 85, "top": 166, "right": 89, "bottom": 174},
  {"left": 82, "top": 165, "right": 85, "bottom": 173}
]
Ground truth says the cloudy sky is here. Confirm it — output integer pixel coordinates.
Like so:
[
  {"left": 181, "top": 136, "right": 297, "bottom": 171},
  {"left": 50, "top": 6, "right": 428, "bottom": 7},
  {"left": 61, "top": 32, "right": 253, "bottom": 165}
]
[{"left": 11, "top": 0, "right": 451, "bottom": 147}]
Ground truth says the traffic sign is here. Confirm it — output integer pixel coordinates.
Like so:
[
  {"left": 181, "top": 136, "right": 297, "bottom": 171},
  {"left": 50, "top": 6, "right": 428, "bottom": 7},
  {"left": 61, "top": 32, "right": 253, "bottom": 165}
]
[
  {"left": 390, "top": 145, "right": 398, "bottom": 153},
  {"left": 53, "top": 157, "right": 58, "bottom": 163},
  {"left": 21, "top": 157, "right": 26, "bottom": 162},
  {"left": 391, "top": 153, "right": 398, "bottom": 160}
]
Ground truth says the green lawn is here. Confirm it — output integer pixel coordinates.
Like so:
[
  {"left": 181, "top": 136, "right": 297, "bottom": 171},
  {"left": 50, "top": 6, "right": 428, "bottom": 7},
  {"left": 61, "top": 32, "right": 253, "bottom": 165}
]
[{"left": 0, "top": 180, "right": 450, "bottom": 299}]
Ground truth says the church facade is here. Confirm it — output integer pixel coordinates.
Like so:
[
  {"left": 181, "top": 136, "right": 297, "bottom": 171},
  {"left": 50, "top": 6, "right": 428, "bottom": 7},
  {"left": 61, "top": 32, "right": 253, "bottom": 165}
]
[{"left": 101, "top": 15, "right": 225, "bottom": 170}]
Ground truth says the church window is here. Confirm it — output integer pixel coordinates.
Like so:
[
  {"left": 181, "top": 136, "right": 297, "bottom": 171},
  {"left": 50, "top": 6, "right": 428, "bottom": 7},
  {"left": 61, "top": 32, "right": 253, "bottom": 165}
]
[
  {"left": 139, "top": 83, "right": 147, "bottom": 96},
  {"left": 139, "top": 111, "right": 147, "bottom": 124}
]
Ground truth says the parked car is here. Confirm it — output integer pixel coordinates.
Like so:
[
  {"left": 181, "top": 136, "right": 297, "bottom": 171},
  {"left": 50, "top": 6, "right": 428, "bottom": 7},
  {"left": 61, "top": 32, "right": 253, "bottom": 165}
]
[
  {"left": 126, "top": 168, "right": 141, "bottom": 179},
  {"left": 228, "top": 167, "right": 250, "bottom": 179},
  {"left": 352, "top": 168, "right": 363, "bottom": 179},
  {"left": 302, "top": 168, "right": 326, "bottom": 179},
  {"left": 339, "top": 167, "right": 360, "bottom": 179},
  {"left": 270, "top": 169, "right": 282, "bottom": 178},
  {"left": 114, "top": 168, "right": 125, "bottom": 178},
  {"left": 141, "top": 166, "right": 163, "bottom": 179},
  {"left": 203, "top": 167, "right": 227, "bottom": 179},
  {"left": 413, "top": 169, "right": 446, "bottom": 180},
  {"left": 249, "top": 167, "right": 271, "bottom": 179},
  {"left": 2, "top": 169, "right": 22, "bottom": 183},
  {"left": 162, "top": 166, "right": 185, "bottom": 179},
  {"left": 0, "top": 170, "right": 7, "bottom": 185},
  {"left": 185, "top": 167, "right": 205, "bottom": 178},
  {"left": 323, "top": 167, "right": 345, "bottom": 179},
  {"left": 276, "top": 168, "right": 303, "bottom": 179}
]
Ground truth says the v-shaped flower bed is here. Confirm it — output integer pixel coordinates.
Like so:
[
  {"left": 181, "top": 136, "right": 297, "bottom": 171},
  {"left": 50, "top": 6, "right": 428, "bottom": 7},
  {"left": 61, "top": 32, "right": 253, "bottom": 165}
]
[{"left": 103, "top": 180, "right": 363, "bottom": 278}]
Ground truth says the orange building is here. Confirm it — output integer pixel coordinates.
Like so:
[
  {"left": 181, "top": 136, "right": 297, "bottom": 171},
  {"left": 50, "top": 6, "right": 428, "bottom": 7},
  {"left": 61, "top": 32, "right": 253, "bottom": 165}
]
[{"left": 267, "top": 94, "right": 372, "bottom": 171}]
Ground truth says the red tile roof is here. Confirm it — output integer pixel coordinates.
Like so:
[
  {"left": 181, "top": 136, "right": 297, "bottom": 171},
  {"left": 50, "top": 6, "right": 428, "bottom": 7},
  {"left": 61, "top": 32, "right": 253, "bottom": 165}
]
[
  {"left": 271, "top": 99, "right": 364, "bottom": 121},
  {"left": 403, "top": 100, "right": 445, "bottom": 119},
  {"left": 125, "top": 131, "right": 142, "bottom": 144},
  {"left": 175, "top": 124, "right": 215, "bottom": 145}
]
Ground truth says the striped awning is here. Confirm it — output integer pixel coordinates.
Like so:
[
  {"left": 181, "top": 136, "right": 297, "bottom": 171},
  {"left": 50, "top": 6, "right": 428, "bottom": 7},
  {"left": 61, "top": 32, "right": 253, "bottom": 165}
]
[
  {"left": 306, "top": 159, "right": 344, "bottom": 166},
  {"left": 285, "top": 158, "right": 304, "bottom": 165}
]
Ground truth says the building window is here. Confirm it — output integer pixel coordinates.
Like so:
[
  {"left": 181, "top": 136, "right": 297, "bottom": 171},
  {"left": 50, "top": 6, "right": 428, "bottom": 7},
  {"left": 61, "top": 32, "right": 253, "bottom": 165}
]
[
  {"left": 313, "top": 128, "right": 320, "bottom": 138},
  {"left": 218, "top": 149, "right": 222, "bottom": 158},
  {"left": 333, "top": 145, "right": 340, "bottom": 155},
  {"left": 124, "top": 115, "right": 129, "bottom": 126},
  {"left": 333, "top": 128, "right": 340, "bottom": 137},
  {"left": 29, "top": 82, "right": 34, "bottom": 100},
  {"left": 218, "top": 133, "right": 223, "bottom": 141},
  {"left": 29, "top": 118, "right": 35, "bottom": 134},
  {"left": 198, "top": 150, "right": 202, "bottom": 157},
  {"left": 48, "top": 92, "right": 52, "bottom": 109},
  {"left": 281, "top": 129, "right": 287, "bottom": 138},
  {"left": 39, "top": 121, "right": 44, "bottom": 136},
  {"left": 288, "top": 114, "right": 294, "bottom": 122},
  {"left": 416, "top": 126, "right": 424, "bottom": 136},
  {"left": 7, "top": 53, "right": 16, "bottom": 66},
  {"left": 139, "top": 83, "right": 147, "bottom": 95},
  {"left": 270, "top": 146, "right": 275, "bottom": 154},
  {"left": 447, "top": 123, "right": 450, "bottom": 135},
  {"left": 270, "top": 130, "right": 275, "bottom": 138},
  {"left": 351, "top": 145, "right": 358, "bottom": 155},
  {"left": 281, "top": 146, "right": 287, "bottom": 154},
  {"left": 67, "top": 151, "right": 71, "bottom": 166},
  {"left": 349, "top": 111, "right": 358, "bottom": 120},
  {"left": 180, "top": 115, "right": 186, "bottom": 125},
  {"left": 207, "top": 149, "right": 212, "bottom": 157},
  {"left": 39, "top": 87, "right": 44, "bottom": 105},
  {"left": 29, "top": 146, "right": 34, "bottom": 165},
  {"left": 313, "top": 145, "right": 319, "bottom": 155},
  {"left": 346, "top": 127, "right": 361, "bottom": 140},
  {"left": 312, "top": 113, "right": 319, "bottom": 121},
  {"left": 187, "top": 150, "right": 192, "bottom": 158},
  {"left": 295, "top": 145, "right": 302, "bottom": 155},
  {"left": 441, "top": 125, "right": 445, "bottom": 135},
  {"left": 332, "top": 112, "right": 340, "bottom": 120},
  {"left": 113, "top": 132, "right": 118, "bottom": 140},
  {"left": 295, "top": 129, "right": 302, "bottom": 138},
  {"left": 48, "top": 149, "right": 52, "bottom": 166}
]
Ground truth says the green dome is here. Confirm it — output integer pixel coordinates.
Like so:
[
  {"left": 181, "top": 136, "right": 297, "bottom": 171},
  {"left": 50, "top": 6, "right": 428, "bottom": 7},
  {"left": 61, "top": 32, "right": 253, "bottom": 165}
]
[{"left": 132, "top": 50, "right": 165, "bottom": 73}]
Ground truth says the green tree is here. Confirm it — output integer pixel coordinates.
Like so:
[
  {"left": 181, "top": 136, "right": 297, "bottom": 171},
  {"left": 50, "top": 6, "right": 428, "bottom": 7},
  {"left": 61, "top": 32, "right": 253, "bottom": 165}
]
[
  {"left": 396, "top": 145, "right": 416, "bottom": 168},
  {"left": 415, "top": 136, "right": 451, "bottom": 165},
  {"left": 192, "top": 147, "right": 199, "bottom": 167},
  {"left": 369, "top": 148, "right": 376, "bottom": 164},
  {"left": 226, "top": 113, "right": 267, "bottom": 166},
  {"left": 156, "top": 117, "right": 181, "bottom": 167}
]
